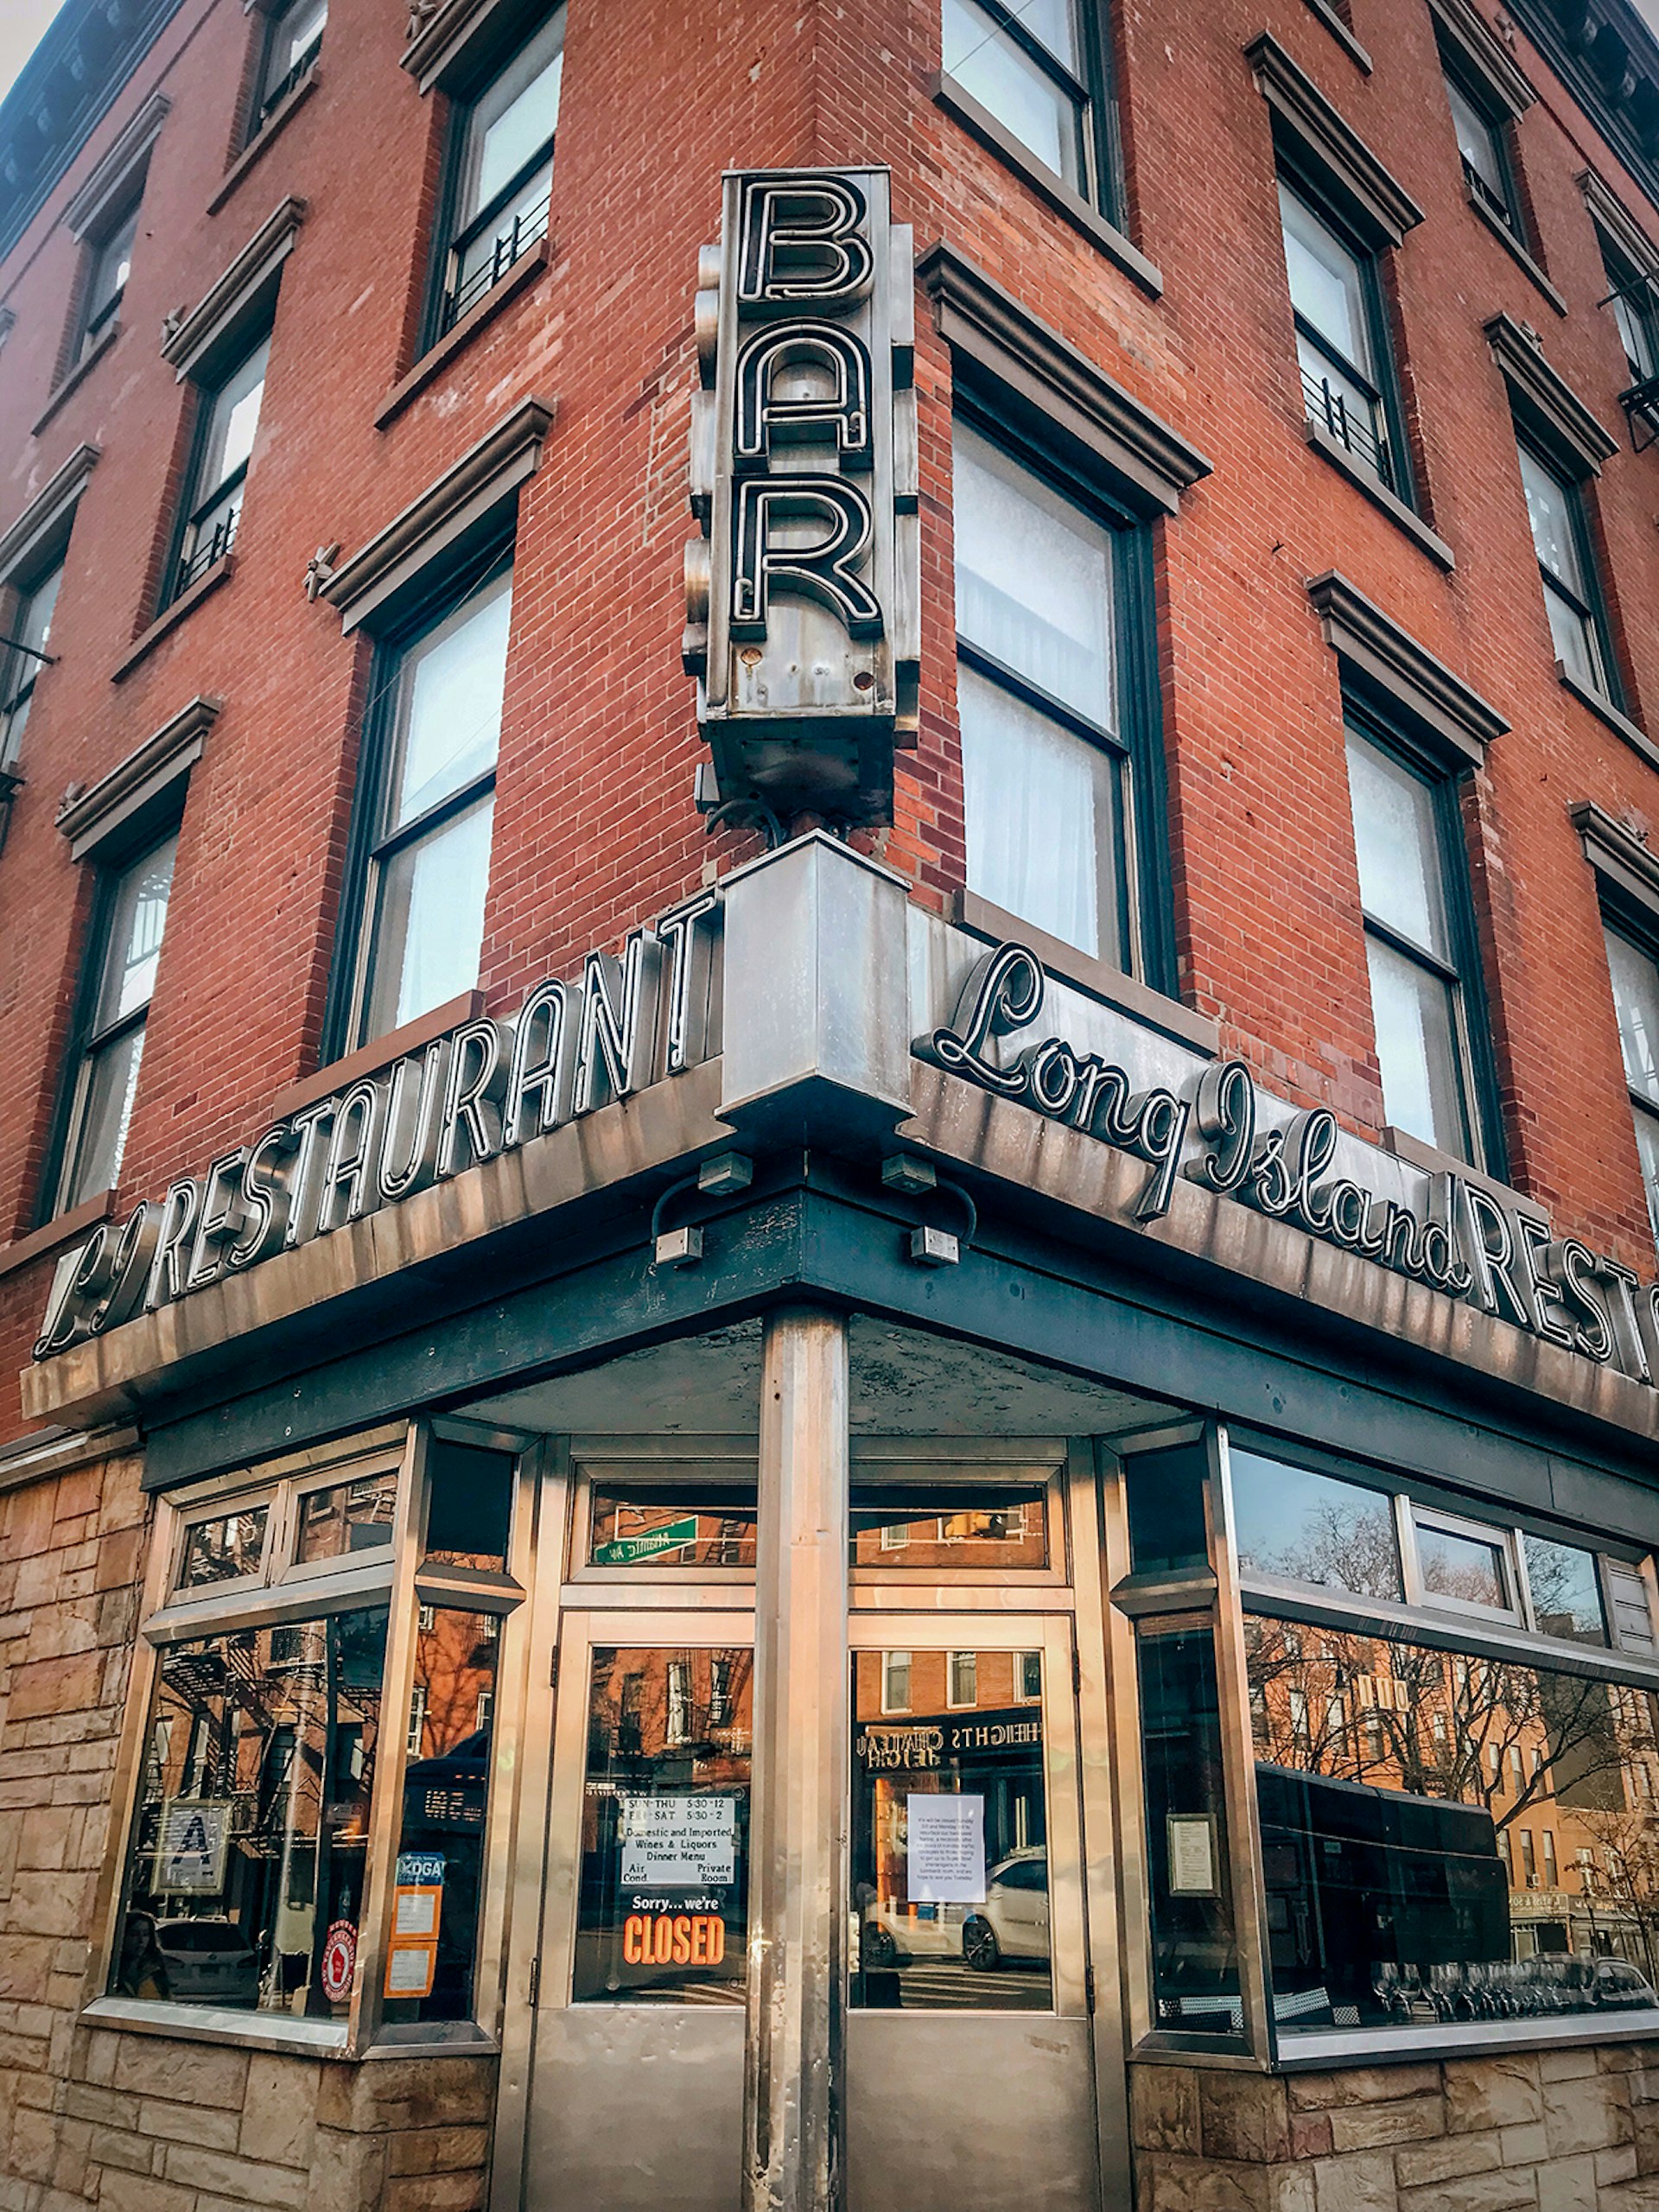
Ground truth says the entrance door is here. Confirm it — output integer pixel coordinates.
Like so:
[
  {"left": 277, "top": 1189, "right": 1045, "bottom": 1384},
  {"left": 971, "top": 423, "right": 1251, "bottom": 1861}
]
[
  {"left": 845, "top": 1615, "right": 1099, "bottom": 2212},
  {"left": 523, "top": 1608, "right": 754, "bottom": 2212}
]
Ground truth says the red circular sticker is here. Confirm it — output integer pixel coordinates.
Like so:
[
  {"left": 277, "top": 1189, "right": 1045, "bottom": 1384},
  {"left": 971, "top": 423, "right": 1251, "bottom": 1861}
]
[{"left": 321, "top": 1920, "right": 357, "bottom": 2003}]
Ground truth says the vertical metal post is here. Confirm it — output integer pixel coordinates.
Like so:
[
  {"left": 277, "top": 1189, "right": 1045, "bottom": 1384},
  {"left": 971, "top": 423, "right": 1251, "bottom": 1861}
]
[{"left": 743, "top": 1306, "right": 849, "bottom": 2212}]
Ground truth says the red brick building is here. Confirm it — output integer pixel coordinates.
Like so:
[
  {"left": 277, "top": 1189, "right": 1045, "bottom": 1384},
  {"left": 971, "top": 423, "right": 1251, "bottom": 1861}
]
[{"left": 7, "top": 0, "right": 1659, "bottom": 2201}]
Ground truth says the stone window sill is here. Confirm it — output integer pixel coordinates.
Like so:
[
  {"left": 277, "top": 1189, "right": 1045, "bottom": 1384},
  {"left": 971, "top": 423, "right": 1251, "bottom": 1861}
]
[
  {"left": 1300, "top": 0, "right": 1371, "bottom": 71},
  {"left": 375, "top": 238, "right": 552, "bottom": 429},
  {"left": 207, "top": 62, "right": 321, "bottom": 216},
  {"left": 952, "top": 888, "right": 1221, "bottom": 1056},
  {"left": 1304, "top": 421, "right": 1456, "bottom": 570},
  {"left": 1465, "top": 189, "right": 1567, "bottom": 317},
  {"left": 1558, "top": 660, "right": 1659, "bottom": 772},
  {"left": 0, "top": 1188, "right": 115, "bottom": 1282},
  {"left": 111, "top": 556, "right": 235, "bottom": 683},
  {"left": 933, "top": 75, "right": 1163, "bottom": 298},
  {"left": 32, "top": 323, "right": 119, "bottom": 437},
  {"left": 268, "top": 989, "right": 485, "bottom": 1121}
]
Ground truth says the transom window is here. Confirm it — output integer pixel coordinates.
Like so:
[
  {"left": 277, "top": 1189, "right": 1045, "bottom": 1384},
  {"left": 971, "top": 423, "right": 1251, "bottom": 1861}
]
[
  {"left": 1344, "top": 722, "right": 1485, "bottom": 1166},
  {"left": 1278, "top": 176, "right": 1402, "bottom": 496},
  {"left": 172, "top": 333, "right": 270, "bottom": 602},
  {"left": 940, "top": 0, "right": 1116, "bottom": 215},
  {"left": 440, "top": 6, "right": 563, "bottom": 334},
  {"left": 1604, "top": 922, "right": 1659, "bottom": 1243},
  {"left": 348, "top": 560, "right": 511, "bottom": 1046},
  {"left": 1517, "top": 441, "right": 1613, "bottom": 701},
  {"left": 953, "top": 416, "right": 1129, "bottom": 968},
  {"left": 54, "top": 831, "right": 177, "bottom": 1212}
]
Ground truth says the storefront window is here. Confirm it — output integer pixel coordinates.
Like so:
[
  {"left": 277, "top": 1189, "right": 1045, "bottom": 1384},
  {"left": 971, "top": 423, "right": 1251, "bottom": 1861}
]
[
  {"left": 296, "top": 1471, "right": 397, "bottom": 1563},
  {"left": 1230, "top": 1449, "right": 1402, "bottom": 1601},
  {"left": 111, "top": 1610, "right": 387, "bottom": 2014},
  {"left": 851, "top": 1648, "right": 1052, "bottom": 2011},
  {"left": 384, "top": 1608, "right": 501, "bottom": 2021},
  {"left": 850, "top": 1479, "right": 1049, "bottom": 1569},
  {"left": 1247, "top": 1615, "right": 1659, "bottom": 2032},
  {"left": 425, "top": 1436, "right": 516, "bottom": 1570},
  {"left": 176, "top": 1503, "right": 270, "bottom": 1590},
  {"left": 1524, "top": 1534, "right": 1607, "bottom": 1646},
  {"left": 1137, "top": 1620, "right": 1240, "bottom": 2033},
  {"left": 586, "top": 1485, "right": 758, "bottom": 1569},
  {"left": 573, "top": 1647, "right": 753, "bottom": 2002}
]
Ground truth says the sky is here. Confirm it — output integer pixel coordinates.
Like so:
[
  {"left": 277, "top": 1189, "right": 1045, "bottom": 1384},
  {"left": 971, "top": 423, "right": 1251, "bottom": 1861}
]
[{"left": 3, "top": 0, "right": 1659, "bottom": 111}]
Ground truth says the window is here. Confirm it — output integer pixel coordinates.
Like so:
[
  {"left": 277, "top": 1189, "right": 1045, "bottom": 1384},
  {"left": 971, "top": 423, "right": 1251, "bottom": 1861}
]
[
  {"left": 1345, "top": 721, "right": 1489, "bottom": 1165},
  {"left": 407, "top": 1681, "right": 429, "bottom": 1756},
  {"left": 1441, "top": 60, "right": 1521, "bottom": 233},
  {"left": 881, "top": 1651, "right": 912, "bottom": 1713},
  {"left": 253, "top": 0, "right": 326, "bottom": 133},
  {"left": 1605, "top": 923, "right": 1659, "bottom": 1241},
  {"left": 947, "top": 1650, "right": 978, "bottom": 1707},
  {"left": 1596, "top": 226, "right": 1659, "bottom": 391},
  {"left": 1, "top": 560, "right": 61, "bottom": 766},
  {"left": 939, "top": 0, "right": 1118, "bottom": 215},
  {"left": 1542, "top": 1829, "right": 1557, "bottom": 1886},
  {"left": 1016, "top": 1650, "right": 1043, "bottom": 1702},
  {"left": 54, "top": 832, "right": 177, "bottom": 1212},
  {"left": 73, "top": 198, "right": 139, "bottom": 366},
  {"left": 345, "top": 561, "right": 510, "bottom": 1047},
  {"left": 953, "top": 416, "right": 1137, "bottom": 969},
  {"left": 170, "top": 334, "right": 269, "bottom": 604},
  {"left": 437, "top": 7, "right": 563, "bottom": 335},
  {"left": 1517, "top": 441, "right": 1614, "bottom": 701},
  {"left": 1278, "top": 175, "right": 1405, "bottom": 496},
  {"left": 1230, "top": 1450, "right": 1403, "bottom": 1601}
]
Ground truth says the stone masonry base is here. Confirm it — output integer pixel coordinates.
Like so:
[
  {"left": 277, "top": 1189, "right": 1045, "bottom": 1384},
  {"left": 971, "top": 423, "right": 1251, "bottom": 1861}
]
[{"left": 1132, "top": 2045, "right": 1659, "bottom": 2212}]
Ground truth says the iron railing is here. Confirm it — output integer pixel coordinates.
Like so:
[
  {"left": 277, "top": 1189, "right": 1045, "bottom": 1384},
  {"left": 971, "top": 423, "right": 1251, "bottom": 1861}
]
[
  {"left": 256, "top": 31, "right": 321, "bottom": 129},
  {"left": 172, "top": 500, "right": 240, "bottom": 601},
  {"left": 1301, "top": 366, "right": 1394, "bottom": 491},
  {"left": 439, "top": 187, "right": 551, "bottom": 335},
  {"left": 1460, "top": 154, "right": 1516, "bottom": 232}
]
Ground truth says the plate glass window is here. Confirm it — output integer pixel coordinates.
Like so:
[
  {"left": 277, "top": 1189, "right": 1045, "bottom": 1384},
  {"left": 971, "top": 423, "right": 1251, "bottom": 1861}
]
[
  {"left": 173, "top": 334, "right": 269, "bottom": 601},
  {"left": 255, "top": 0, "right": 326, "bottom": 129},
  {"left": 954, "top": 419, "right": 1127, "bottom": 966},
  {"left": 1, "top": 561, "right": 61, "bottom": 766},
  {"left": 1518, "top": 443, "right": 1611, "bottom": 697},
  {"left": 75, "top": 200, "right": 138, "bottom": 365},
  {"left": 442, "top": 7, "right": 563, "bottom": 332},
  {"left": 56, "top": 833, "right": 177, "bottom": 1211},
  {"left": 940, "top": 0, "right": 1109, "bottom": 208},
  {"left": 1279, "top": 179, "right": 1398, "bottom": 493},
  {"left": 1346, "top": 728, "right": 1479, "bottom": 1163},
  {"left": 354, "top": 564, "right": 510, "bottom": 1046},
  {"left": 1604, "top": 925, "right": 1659, "bottom": 1241}
]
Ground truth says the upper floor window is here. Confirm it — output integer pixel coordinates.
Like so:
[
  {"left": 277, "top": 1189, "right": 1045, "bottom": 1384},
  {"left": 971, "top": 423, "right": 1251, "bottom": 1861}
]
[
  {"left": 1345, "top": 721, "right": 1488, "bottom": 1166},
  {"left": 1278, "top": 175, "right": 1405, "bottom": 499},
  {"left": 954, "top": 416, "right": 1132, "bottom": 971},
  {"left": 1516, "top": 440, "right": 1614, "bottom": 704},
  {"left": 54, "top": 831, "right": 177, "bottom": 1211},
  {"left": 345, "top": 561, "right": 511, "bottom": 1046},
  {"left": 1441, "top": 60, "right": 1521, "bottom": 235},
  {"left": 170, "top": 333, "right": 269, "bottom": 603},
  {"left": 1596, "top": 225, "right": 1659, "bottom": 393},
  {"left": 940, "top": 0, "right": 1117, "bottom": 217},
  {"left": 75, "top": 198, "right": 139, "bottom": 366},
  {"left": 1604, "top": 923, "right": 1659, "bottom": 1243},
  {"left": 254, "top": 0, "right": 327, "bottom": 132},
  {"left": 438, "top": 7, "right": 563, "bottom": 335},
  {"left": 1, "top": 561, "right": 62, "bottom": 767}
]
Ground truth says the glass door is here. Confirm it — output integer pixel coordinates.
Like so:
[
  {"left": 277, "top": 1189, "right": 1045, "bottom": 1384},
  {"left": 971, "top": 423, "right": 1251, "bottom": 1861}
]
[
  {"left": 844, "top": 1613, "right": 1100, "bottom": 2212},
  {"left": 523, "top": 1610, "right": 754, "bottom": 2212}
]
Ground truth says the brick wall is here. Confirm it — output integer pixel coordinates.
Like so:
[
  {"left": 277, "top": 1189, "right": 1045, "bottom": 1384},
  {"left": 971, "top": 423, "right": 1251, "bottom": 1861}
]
[{"left": 1132, "top": 2047, "right": 1659, "bottom": 2212}]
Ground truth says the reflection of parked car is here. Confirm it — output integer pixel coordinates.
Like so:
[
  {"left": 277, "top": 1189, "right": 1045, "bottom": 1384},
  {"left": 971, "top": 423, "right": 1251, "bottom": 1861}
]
[
  {"left": 963, "top": 1850, "right": 1049, "bottom": 1971},
  {"left": 860, "top": 1900, "right": 965, "bottom": 1967},
  {"left": 155, "top": 1917, "right": 259, "bottom": 2004},
  {"left": 1590, "top": 1958, "right": 1659, "bottom": 2009}
]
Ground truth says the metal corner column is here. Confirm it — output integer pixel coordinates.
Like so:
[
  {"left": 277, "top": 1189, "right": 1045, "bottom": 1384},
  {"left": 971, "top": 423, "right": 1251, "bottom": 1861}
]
[{"left": 744, "top": 1306, "right": 851, "bottom": 2212}]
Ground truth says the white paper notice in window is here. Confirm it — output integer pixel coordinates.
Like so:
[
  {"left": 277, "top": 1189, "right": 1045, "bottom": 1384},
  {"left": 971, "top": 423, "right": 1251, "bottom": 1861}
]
[
  {"left": 906, "top": 1791, "right": 987, "bottom": 1903},
  {"left": 1167, "top": 1812, "right": 1218, "bottom": 1897},
  {"left": 619, "top": 1794, "right": 737, "bottom": 1887}
]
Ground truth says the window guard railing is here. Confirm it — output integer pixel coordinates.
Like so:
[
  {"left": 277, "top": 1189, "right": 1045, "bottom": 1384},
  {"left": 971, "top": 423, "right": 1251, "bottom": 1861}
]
[
  {"left": 1460, "top": 154, "right": 1516, "bottom": 232},
  {"left": 439, "top": 185, "right": 551, "bottom": 334},
  {"left": 257, "top": 32, "right": 322, "bottom": 128},
  {"left": 1300, "top": 365, "right": 1394, "bottom": 490},
  {"left": 173, "top": 499, "right": 242, "bottom": 601}
]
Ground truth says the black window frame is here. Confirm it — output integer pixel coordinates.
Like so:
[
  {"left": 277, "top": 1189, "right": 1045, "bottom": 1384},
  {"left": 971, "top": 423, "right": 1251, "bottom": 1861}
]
[
  {"left": 321, "top": 535, "right": 515, "bottom": 1060},
  {"left": 424, "top": 5, "right": 563, "bottom": 347},
  {"left": 950, "top": 385, "right": 1177, "bottom": 1000},
  {"left": 1275, "top": 147, "right": 1416, "bottom": 510},
  {"left": 72, "top": 193, "right": 141, "bottom": 369},
  {"left": 250, "top": 0, "right": 327, "bottom": 141},
  {"left": 938, "top": 0, "right": 1126, "bottom": 230},
  {"left": 1515, "top": 429, "right": 1621, "bottom": 712},
  {"left": 1599, "top": 898, "right": 1659, "bottom": 1246},
  {"left": 1594, "top": 223, "right": 1659, "bottom": 397},
  {"left": 1342, "top": 696, "right": 1506, "bottom": 1177},
  {"left": 1438, "top": 41, "right": 1527, "bottom": 240},
  {"left": 0, "top": 555, "right": 65, "bottom": 770},
  {"left": 41, "top": 817, "right": 181, "bottom": 1224},
  {"left": 163, "top": 325, "right": 272, "bottom": 610}
]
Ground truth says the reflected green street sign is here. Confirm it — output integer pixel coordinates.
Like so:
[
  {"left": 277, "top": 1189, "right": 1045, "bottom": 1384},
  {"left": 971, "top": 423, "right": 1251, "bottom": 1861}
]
[{"left": 594, "top": 1516, "right": 700, "bottom": 1567}]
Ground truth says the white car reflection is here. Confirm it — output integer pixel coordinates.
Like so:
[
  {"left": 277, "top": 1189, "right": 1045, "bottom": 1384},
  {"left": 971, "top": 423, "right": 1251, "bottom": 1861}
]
[
  {"left": 963, "top": 1848, "right": 1050, "bottom": 1971},
  {"left": 155, "top": 1916, "right": 259, "bottom": 2004}
]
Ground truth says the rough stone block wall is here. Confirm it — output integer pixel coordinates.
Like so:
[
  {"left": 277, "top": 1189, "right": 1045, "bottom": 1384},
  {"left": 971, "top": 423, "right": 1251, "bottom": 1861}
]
[{"left": 1132, "top": 2048, "right": 1659, "bottom": 2211}]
